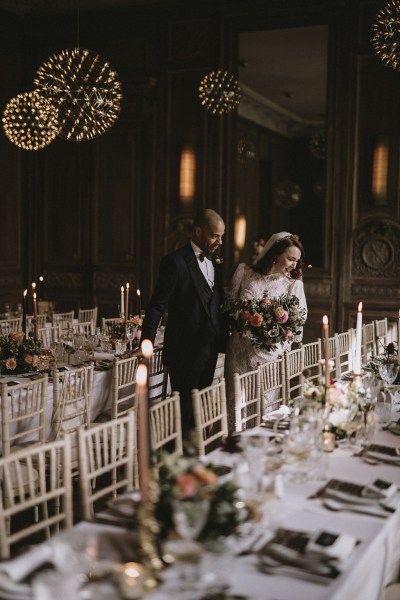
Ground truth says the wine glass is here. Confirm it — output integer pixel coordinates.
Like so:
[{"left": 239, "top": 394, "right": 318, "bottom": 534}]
[
  {"left": 378, "top": 363, "right": 399, "bottom": 387},
  {"left": 125, "top": 324, "right": 136, "bottom": 351},
  {"left": 337, "top": 404, "right": 363, "bottom": 449}
]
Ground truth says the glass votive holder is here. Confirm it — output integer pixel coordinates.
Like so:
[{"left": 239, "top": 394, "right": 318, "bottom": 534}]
[
  {"left": 321, "top": 431, "right": 336, "bottom": 452},
  {"left": 120, "top": 562, "right": 145, "bottom": 599}
]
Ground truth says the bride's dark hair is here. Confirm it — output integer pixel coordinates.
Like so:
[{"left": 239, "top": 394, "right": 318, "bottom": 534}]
[{"left": 252, "top": 236, "right": 305, "bottom": 279}]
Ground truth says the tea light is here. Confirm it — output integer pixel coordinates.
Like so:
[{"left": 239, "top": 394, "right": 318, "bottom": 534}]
[
  {"left": 120, "top": 562, "right": 145, "bottom": 599},
  {"left": 321, "top": 431, "right": 335, "bottom": 452}
]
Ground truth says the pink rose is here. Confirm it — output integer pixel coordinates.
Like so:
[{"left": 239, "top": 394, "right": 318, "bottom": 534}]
[
  {"left": 250, "top": 313, "right": 264, "bottom": 327},
  {"left": 275, "top": 307, "right": 288, "bottom": 323},
  {"left": 241, "top": 310, "right": 252, "bottom": 321},
  {"left": 262, "top": 298, "right": 272, "bottom": 305},
  {"left": 10, "top": 332, "right": 25, "bottom": 344},
  {"left": 284, "top": 330, "right": 293, "bottom": 340},
  {"left": 5, "top": 357, "right": 17, "bottom": 370},
  {"left": 175, "top": 474, "right": 199, "bottom": 498}
]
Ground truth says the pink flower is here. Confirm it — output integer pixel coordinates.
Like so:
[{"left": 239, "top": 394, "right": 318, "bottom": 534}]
[
  {"left": 284, "top": 330, "right": 293, "bottom": 340},
  {"left": 274, "top": 307, "right": 288, "bottom": 323},
  {"left": 135, "top": 329, "right": 142, "bottom": 340},
  {"left": 250, "top": 313, "right": 264, "bottom": 327},
  {"left": 5, "top": 357, "right": 17, "bottom": 370},
  {"left": 241, "top": 310, "right": 252, "bottom": 321},
  {"left": 175, "top": 474, "right": 199, "bottom": 498},
  {"left": 262, "top": 298, "right": 272, "bottom": 305}
]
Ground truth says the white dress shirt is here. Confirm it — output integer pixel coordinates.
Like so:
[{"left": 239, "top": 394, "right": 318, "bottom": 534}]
[{"left": 191, "top": 240, "right": 215, "bottom": 289}]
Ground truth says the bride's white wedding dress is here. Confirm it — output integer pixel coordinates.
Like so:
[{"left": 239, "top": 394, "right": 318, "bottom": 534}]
[{"left": 224, "top": 263, "right": 307, "bottom": 429}]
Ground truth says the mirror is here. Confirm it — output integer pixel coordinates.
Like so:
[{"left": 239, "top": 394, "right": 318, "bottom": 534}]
[{"left": 236, "top": 25, "right": 328, "bottom": 268}]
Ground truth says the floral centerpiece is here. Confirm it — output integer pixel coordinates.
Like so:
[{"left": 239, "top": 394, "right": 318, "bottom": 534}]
[
  {"left": 223, "top": 291, "right": 306, "bottom": 352},
  {"left": 106, "top": 315, "right": 142, "bottom": 348},
  {"left": 155, "top": 451, "right": 242, "bottom": 542},
  {"left": 0, "top": 332, "right": 42, "bottom": 374},
  {"left": 366, "top": 341, "right": 399, "bottom": 380}
]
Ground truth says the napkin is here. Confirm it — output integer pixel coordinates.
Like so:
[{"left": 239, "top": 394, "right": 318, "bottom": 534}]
[
  {"left": 262, "top": 406, "right": 291, "bottom": 421},
  {"left": 363, "top": 443, "right": 400, "bottom": 465},
  {"left": 0, "top": 544, "right": 53, "bottom": 583}
]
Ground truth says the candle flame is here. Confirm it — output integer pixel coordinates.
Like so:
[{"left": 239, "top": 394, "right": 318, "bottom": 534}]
[
  {"left": 322, "top": 315, "right": 328, "bottom": 325},
  {"left": 39, "top": 276, "right": 44, "bottom": 282},
  {"left": 124, "top": 563, "right": 141, "bottom": 578},
  {"left": 136, "top": 289, "right": 141, "bottom": 296},
  {"left": 141, "top": 339, "right": 153, "bottom": 358},
  {"left": 33, "top": 292, "right": 37, "bottom": 300},
  {"left": 32, "top": 282, "right": 36, "bottom": 289},
  {"left": 358, "top": 301, "right": 362, "bottom": 312},
  {"left": 136, "top": 364, "right": 147, "bottom": 386},
  {"left": 126, "top": 282, "right": 129, "bottom": 289},
  {"left": 121, "top": 285, "right": 124, "bottom": 291},
  {"left": 23, "top": 289, "right": 27, "bottom": 297}
]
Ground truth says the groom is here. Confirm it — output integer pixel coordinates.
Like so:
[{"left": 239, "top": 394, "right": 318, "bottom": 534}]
[{"left": 141, "top": 208, "right": 228, "bottom": 438}]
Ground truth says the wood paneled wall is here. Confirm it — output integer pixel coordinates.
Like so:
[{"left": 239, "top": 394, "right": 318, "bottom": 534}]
[{"left": 0, "top": 0, "right": 398, "bottom": 340}]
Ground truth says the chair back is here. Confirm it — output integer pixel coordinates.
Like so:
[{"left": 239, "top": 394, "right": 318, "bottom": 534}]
[
  {"left": 111, "top": 355, "right": 139, "bottom": 419},
  {"left": 148, "top": 347, "right": 169, "bottom": 401},
  {"left": 374, "top": 318, "right": 388, "bottom": 355},
  {"left": 0, "top": 436, "right": 73, "bottom": 559},
  {"left": 150, "top": 391, "right": 183, "bottom": 456},
  {"left": 50, "top": 365, "right": 93, "bottom": 449},
  {"left": 0, "top": 318, "right": 22, "bottom": 335},
  {"left": 78, "top": 307, "right": 98, "bottom": 330},
  {"left": 52, "top": 311, "right": 75, "bottom": 329},
  {"left": 73, "top": 320, "right": 94, "bottom": 335},
  {"left": 78, "top": 411, "right": 136, "bottom": 520},
  {"left": 102, "top": 317, "right": 121, "bottom": 335},
  {"left": 233, "top": 369, "right": 261, "bottom": 432},
  {"left": 335, "top": 330, "right": 354, "bottom": 376},
  {"left": 26, "top": 314, "right": 47, "bottom": 333},
  {"left": 37, "top": 324, "right": 62, "bottom": 349},
  {"left": 302, "top": 340, "right": 322, "bottom": 384},
  {"left": 283, "top": 348, "right": 305, "bottom": 405},
  {"left": 258, "top": 357, "right": 285, "bottom": 414},
  {"left": 362, "top": 322, "right": 375, "bottom": 364},
  {"left": 1, "top": 375, "right": 48, "bottom": 455},
  {"left": 192, "top": 378, "right": 228, "bottom": 456}
]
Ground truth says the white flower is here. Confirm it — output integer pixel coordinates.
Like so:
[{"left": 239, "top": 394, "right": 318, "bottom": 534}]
[{"left": 328, "top": 408, "right": 350, "bottom": 427}]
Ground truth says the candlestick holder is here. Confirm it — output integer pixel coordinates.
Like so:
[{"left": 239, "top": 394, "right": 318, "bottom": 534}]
[{"left": 135, "top": 478, "right": 164, "bottom": 593}]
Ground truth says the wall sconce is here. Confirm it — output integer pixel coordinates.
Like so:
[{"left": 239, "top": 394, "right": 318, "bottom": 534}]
[
  {"left": 179, "top": 145, "right": 196, "bottom": 204},
  {"left": 371, "top": 134, "right": 389, "bottom": 205},
  {"left": 234, "top": 215, "right": 247, "bottom": 250}
]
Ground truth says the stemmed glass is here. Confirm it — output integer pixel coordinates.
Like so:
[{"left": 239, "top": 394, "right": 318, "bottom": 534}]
[
  {"left": 125, "top": 324, "right": 136, "bottom": 351},
  {"left": 337, "top": 404, "right": 363, "bottom": 449},
  {"left": 378, "top": 363, "right": 399, "bottom": 387}
]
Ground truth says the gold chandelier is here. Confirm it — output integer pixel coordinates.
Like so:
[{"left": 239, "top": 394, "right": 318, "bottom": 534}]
[
  {"left": 34, "top": 48, "right": 123, "bottom": 142},
  {"left": 2, "top": 91, "right": 59, "bottom": 151},
  {"left": 198, "top": 70, "right": 241, "bottom": 115},
  {"left": 371, "top": 0, "right": 400, "bottom": 70}
]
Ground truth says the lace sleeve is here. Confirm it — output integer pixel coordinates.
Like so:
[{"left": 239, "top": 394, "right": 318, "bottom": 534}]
[{"left": 226, "top": 263, "right": 250, "bottom": 302}]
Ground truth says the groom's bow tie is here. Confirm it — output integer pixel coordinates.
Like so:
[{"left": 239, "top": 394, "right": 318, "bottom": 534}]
[{"left": 199, "top": 251, "right": 215, "bottom": 262}]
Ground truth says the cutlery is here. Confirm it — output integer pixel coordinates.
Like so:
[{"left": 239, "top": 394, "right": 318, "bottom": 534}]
[{"left": 322, "top": 498, "right": 391, "bottom": 517}]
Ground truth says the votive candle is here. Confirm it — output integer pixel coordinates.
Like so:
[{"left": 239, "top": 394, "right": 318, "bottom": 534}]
[
  {"left": 120, "top": 562, "right": 145, "bottom": 599},
  {"left": 323, "top": 315, "right": 330, "bottom": 388},
  {"left": 354, "top": 302, "right": 362, "bottom": 375}
]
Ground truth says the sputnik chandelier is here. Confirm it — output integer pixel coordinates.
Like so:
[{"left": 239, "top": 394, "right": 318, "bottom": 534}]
[
  {"left": 33, "top": 48, "right": 122, "bottom": 141},
  {"left": 371, "top": 0, "right": 400, "bottom": 70},
  {"left": 198, "top": 70, "right": 241, "bottom": 115},
  {"left": 2, "top": 91, "right": 59, "bottom": 150}
]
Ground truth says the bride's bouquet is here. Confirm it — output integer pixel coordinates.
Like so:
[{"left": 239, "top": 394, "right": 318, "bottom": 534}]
[{"left": 223, "top": 291, "right": 306, "bottom": 352}]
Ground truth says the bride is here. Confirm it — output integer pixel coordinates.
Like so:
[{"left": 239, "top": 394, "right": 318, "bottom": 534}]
[{"left": 224, "top": 232, "right": 308, "bottom": 428}]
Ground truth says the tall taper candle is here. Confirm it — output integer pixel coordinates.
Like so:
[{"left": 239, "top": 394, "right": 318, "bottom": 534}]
[
  {"left": 354, "top": 301, "right": 362, "bottom": 375},
  {"left": 22, "top": 289, "right": 27, "bottom": 336},
  {"left": 31, "top": 282, "right": 36, "bottom": 314},
  {"left": 136, "top": 288, "right": 141, "bottom": 316},
  {"left": 38, "top": 275, "right": 44, "bottom": 300},
  {"left": 120, "top": 286, "right": 125, "bottom": 319},
  {"left": 125, "top": 283, "right": 130, "bottom": 322},
  {"left": 136, "top": 363, "right": 149, "bottom": 504},
  {"left": 33, "top": 292, "right": 38, "bottom": 341},
  {"left": 322, "top": 315, "right": 330, "bottom": 388}
]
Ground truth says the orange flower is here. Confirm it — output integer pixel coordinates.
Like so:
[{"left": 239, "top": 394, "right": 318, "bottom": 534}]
[
  {"left": 262, "top": 298, "right": 272, "bottom": 305},
  {"left": 131, "top": 315, "right": 142, "bottom": 326},
  {"left": 193, "top": 467, "right": 218, "bottom": 486},
  {"left": 25, "top": 355, "right": 33, "bottom": 364},
  {"left": 32, "top": 355, "right": 39, "bottom": 367},
  {"left": 10, "top": 331, "right": 25, "bottom": 344},
  {"left": 250, "top": 313, "right": 264, "bottom": 327},
  {"left": 241, "top": 310, "right": 252, "bottom": 321}
]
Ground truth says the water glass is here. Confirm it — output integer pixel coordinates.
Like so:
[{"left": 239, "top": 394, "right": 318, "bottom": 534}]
[
  {"left": 375, "top": 390, "right": 392, "bottom": 423},
  {"left": 378, "top": 363, "right": 399, "bottom": 386}
]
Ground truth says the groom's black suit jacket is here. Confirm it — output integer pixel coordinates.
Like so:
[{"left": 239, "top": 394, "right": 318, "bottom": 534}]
[{"left": 141, "top": 243, "right": 228, "bottom": 431}]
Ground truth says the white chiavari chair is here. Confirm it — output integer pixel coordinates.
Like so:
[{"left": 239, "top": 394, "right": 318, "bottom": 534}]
[
  {"left": 78, "top": 307, "right": 98, "bottom": 331},
  {"left": 212, "top": 353, "right": 225, "bottom": 384},
  {"left": 302, "top": 339, "right": 322, "bottom": 384},
  {"left": 52, "top": 310, "right": 74, "bottom": 330},
  {"left": 374, "top": 317, "right": 388, "bottom": 355},
  {"left": 335, "top": 330, "right": 354, "bottom": 376},
  {"left": 26, "top": 314, "right": 47, "bottom": 333},
  {"left": 73, "top": 320, "right": 94, "bottom": 336},
  {"left": 323, "top": 336, "right": 339, "bottom": 380},
  {"left": 78, "top": 411, "right": 137, "bottom": 521},
  {"left": 362, "top": 321, "right": 375, "bottom": 364},
  {"left": 150, "top": 391, "right": 183, "bottom": 457},
  {"left": 283, "top": 348, "right": 304, "bottom": 405},
  {"left": 1, "top": 375, "right": 48, "bottom": 456},
  {"left": 232, "top": 369, "right": 261, "bottom": 432},
  {"left": 258, "top": 357, "right": 285, "bottom": 414},
  {"left": 148, "top": 347, "right": 169, "bottom": 402},
  {"left": 0, "top": 436, "right": 73, "bottom": 559},
  {"left": 0, "top": 317, "right": 22, "bottom": 335},
  {"left": 101, "top": 317, "right": 121, "bottom": 335},
  {"left": 96, "top": 355, "right": 139, "bottom": 422},
  {"left": 50, "top": 365, "right": 94, "bottom": 469},
  {"left": 192, "top": 378, "right": 228, "bottom": 456},
  {"left": 37, "top": 324, "right": 62, "bottom": 349}
]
